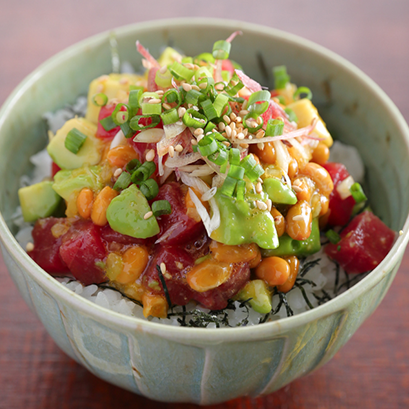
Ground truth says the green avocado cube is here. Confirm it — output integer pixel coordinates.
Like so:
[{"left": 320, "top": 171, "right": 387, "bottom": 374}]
[
  {"left": 18, "top": 181, "right": 62, "bottom": 222},
  {"left": 238, "top": 280, "right": 272, "bottom": 314},
  {"left": 106, "top": 184, "right": 159, "bottom": 239},
  {"left": 263, "top": 177, "right": 297, "bottom": 205}
]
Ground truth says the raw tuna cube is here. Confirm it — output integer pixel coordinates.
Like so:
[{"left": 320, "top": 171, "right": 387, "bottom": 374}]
[{"left": 325, "top": 211, "right": 395, "bottom": 274}]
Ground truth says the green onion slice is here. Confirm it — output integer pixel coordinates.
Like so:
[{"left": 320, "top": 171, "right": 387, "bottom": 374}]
[
  {"left": 92, "top": 93, "right": 108, "bottom": 107},
  {"left": 183, "top": 109, "right": 207, "bottom": 129},
  {"left": 65, "top": 128, "right": 87, "bottom": 154},
  {"left": 141, "top": 101, "right": 161, "bottom": 116},
  {"left": 245, "top": 164, "right": 264, "bottom": 182},
  {"left": 120, "top": 122, "right": 134, "bottom": 139},
  {"left": 155, "top": 68, "right": 173, "bottom": 88},
  {"left": 194, "top": 52, "right": 215, "bottom": 65},
  {"left": 213, "top": 93, "right": 229, "bottom": 117},
  {"left": 273, "top": 65, "right": 290, "bottom": 90},
  {"left": 129, "top": 115, "right": 161, "bottom": 131},
  {"left": 204, "top": 121, "right": 217, "bottom": 134},
  {"left": 208, "top": 146, "right": 228, "bottom": 166},
  {"left": 243, "top": 112, "right": 263, "bottom": 133},
  {"left": 131, "top": 161, "right": 156, "bottom": 184},
  {"left": 128, "top": 89, "right": 142, "bottom": 110},
  {"left": 229, "top": 148, "right": 241, "bottom": 165},
  {"left": 140, "top": 178, "right": 159, "bottom": 200},
  {"left": 284, "top": 107, "right": 298, "bottom": 123},
  {"left": 161, "top": 108, "right": 179, "bottom": 125},
  {"left": 350, "top": 183, "right": 367, "bottom": 204},
  {"left": 200, "top": 99, "right": 218, "bottom": 121},
  {"left": 162, "top": 89, "right": 182, "bottom": 110},
  {"left": 294, "top": 86, "right": 313, "bottom": 100},
  {"left": 126, "top": 158, "right": 141, "bottom": 173},
  {"left": 185, "top": 89, "right": 203, "bottom": 106},
  {"left": 265, "top": 119, "right": 284, "bottom": 137},
  {"left": 113, "top": 172, "right": 132, "bottom": 191},
  {"left": 228, "top": 164, "right": 245, "bottom": 180},
  {"left": 195, "top": 67, "right": 213, "bottom": 83},
  {"left": 197, "top": 135, "right": 218, "bottom": 156},
  {"left": 100, "top": 116, "right": 118, "bottom": 131},
  {"left": 111, "top": 103, "right": 129, "bottom": 125},
  {"left": 247, "top": 90, "right": 271, "bottom": 107},
  {"left": 326, "top": 229, "right": 341, "bottom": 244},
  {"left": 152, "top": 200, "right": 172, "bottom": 217},
  {"left": 212, "top": 40, "right": 231, "bottom": 60},
  {"left": 221, "top": 176, "right": 237, "bottom": 197},
  {"left": 169, "top": 61, "right": 194, "bottom": 81},
  {"left": 235, "top": 180, "right": 246, "bottom": 201},
  {"left": 225, "top": 73, "right": 244, "bottom": 96}
]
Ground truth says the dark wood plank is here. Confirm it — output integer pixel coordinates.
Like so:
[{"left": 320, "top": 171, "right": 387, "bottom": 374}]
[{"left": 1, "top": 1, "right": 409, "bottom": 408}]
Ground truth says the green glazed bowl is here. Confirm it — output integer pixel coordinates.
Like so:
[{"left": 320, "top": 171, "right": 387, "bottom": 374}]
[{"left": 1, "top": 18, "right": 409, "bottom": 404}]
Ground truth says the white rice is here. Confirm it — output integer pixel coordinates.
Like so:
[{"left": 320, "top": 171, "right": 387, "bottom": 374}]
[{"left": 11, "top": 98, "right": 368, "bottom": 328}]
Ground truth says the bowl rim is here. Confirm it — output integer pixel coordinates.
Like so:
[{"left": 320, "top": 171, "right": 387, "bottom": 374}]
[{"left": 1, "top": 17, "right": 409, "bottom": 343}]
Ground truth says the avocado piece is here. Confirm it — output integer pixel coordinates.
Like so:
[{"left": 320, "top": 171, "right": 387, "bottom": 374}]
[
  {"left": 18, "top": 181, "right": 62, "bottom": 222},
  {"left": 47, "top": 118, "right": 101, "bottom": 169},
  {"left": 85, "top": 73, "right": 145, "bottom": 124},
  {"left": 261, "top": 218, "right": 321, "bottom": 258},
  {"left": 52, "top": 166, "right": 103, "bottom": 200},
  {"left": 237, "top": 280, "right": 272, "bottom": 314},
  {"left": 106, "top": 184, "right": 159, "bottom": 239},
  {"left": 263, "top": 177, "right": 297, "bottom": 205}
]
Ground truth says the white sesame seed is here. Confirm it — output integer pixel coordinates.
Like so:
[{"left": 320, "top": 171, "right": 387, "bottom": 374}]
[
  {"left": 222, "top": 141, "right": 230, "bottom": 147},
  {"left": 155, "top": 90, "right": 164, "bottom": 95},
  {"left": 239, "top": 110, "right": 249, "bottom": 117},
  {"left": 191, "top": 84, "right": 200, "bottom": 91},
  {"left": 256, "top": 200, "right": 268, "bottom": 211},
  {"left": 191, "top": 139, "right": 197, "bottom": 145},
  {"left": 169, "top": 146, "right": 175, "bottom": 157},
  {"left": 237, "top": 132, "right": 245, "bottom": 140},
  {"left": 192, "top": 106, "right": 200, "bottom": 111},
  {"left": 236, "top": 116, "right": 242, "bottom": 123},
  {"left": 248, "top": 135, "right": 253, "bottom": 140},
  {"left": 175, "top": 261, "right": 184, "bottom": 269},
  {"left": 199, "top": 82, "right": 207, "bottom": 89},
  {"left": 184, "top": 63, "right": 195, "bottom": 70},
  {"left": 225, "top": 125, "right": 232, "bottom": 137},
  {"left": 160, "top": 66, "right": 168, "bottom": 74},
  {"left": 257, "top": 142, "right": 265, "bottom": 150},
  {"left": 218, "top": 122, "right": 226, "bottom": 131},
  {"left": 160, "top": 262, "right": 167, "bottom": 274},
  {"left": 256, "top": 182, "right": 263, "bottom": 193},
  {"left": 26, "top": 242, "right": 34, "bottom": 252},
  {"left": 257, "top": 178, "right": 263, "bottom": 184},
  {"left": 197, "top": 134, "right": 204, "bottom": 142},
  {"left": 178, "top": 107, "right": 186, "bottom": 117},
  {"left": 231, "top": 130, "right": 237, "bottom": 138},
  {"left": 113, "top": 168, "right": 123, "bottom": 178},
  {"left": 163, "top": 103, "right": 173, "bottom": 110},
  {"left": 194, "top": 128, "right": 204, "bottom": 136},
  {"left": 266, "top": 199, "right": 272, "bottom": 212},
  {"left": 145, "top": 149, "right": 155, "bottom": 162},
  {"left": 256, "top": 130, "right": 265, "bottom": 139},
  {"left": 230, "top": 112, "right": 237, "bottom": 121},
  {"left": 144, "top": 211, "right": 153, "bottom": 220},
  {"left": 240, "top": 143, "right": 249, "bottom": 149},
  {"left": 243, "top": 128, "right": 248, "bottom": 136},
  {"left": 182, "top": 83, "right": 192, "bottom": 92},
  {"left": 175, "top": 144, "right": 183, "bottom": 152},
  {"left": 242, "top": 100, "right": 248, "bottom": 110},
  {"left": 292, "top": 185, "right": 303, "bottom": 193},
  {"left": 149, "top": 98, "right": 162, "bottom": 104},
  {"left": 215, "top": 83, "right": 224, "bottom": 91},
  {"left": 223, "top": 115, "right": 231, "bottom": 124}
]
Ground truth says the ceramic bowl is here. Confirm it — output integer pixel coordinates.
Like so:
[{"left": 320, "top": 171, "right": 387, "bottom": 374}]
[{"left": 1, "top": 18, "right": 408, "bottom": 405}]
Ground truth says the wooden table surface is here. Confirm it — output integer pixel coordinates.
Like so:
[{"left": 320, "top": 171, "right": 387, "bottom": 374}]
[{"left": 1, "top": 1, "right": 409, "bottom": 408}]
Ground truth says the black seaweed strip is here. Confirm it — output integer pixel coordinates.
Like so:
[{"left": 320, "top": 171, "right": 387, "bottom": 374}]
[
  {"left": 300, "top": 258, "right": 321, "bottom": 277},
  {"left": 294, "top": 282, "right": 314, "bottom": 310},
  {"left": 156, "top": 265, "right": 173, "bottom": 309}
]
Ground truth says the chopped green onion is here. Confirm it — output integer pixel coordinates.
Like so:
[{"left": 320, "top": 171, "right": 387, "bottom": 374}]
[
  {"left": 140, "top": 178, "right": 159, "bottom": 200},
  {"left": 115, "top": 110, "right": 129, "bottom": 125},
  {"left": 185, "top": 89, "right": 203, "bottom": 106},
  {"left": 243, "top": 112, "right": 263, "bottom": 133},
  {"left": 204, "top": 121, "right": 217, "bottom": 134},
  {"left": 128, "top": 89, "right": 142, "bottom": 109},
  {"left": 247, "top": 90, "right": 271, "bottom": 107},
  {"left": 225, "top": 73, "right": 244, "bottom": 96},
  {"left": 126, "top": 159, "right": 141, "bottom": 173},
  {"left": 162, "top": 89, "right": 182, "bottom": 110},
  {"left": 152, "top": 200, "right": 172, "bottom": 217},
  {"left": 195, "top": 67, "right": 213, "bottom": 81},
  {"left": 200, "top": 99, "right": 218, "bottom": 121},
  {"left": 245, "top": 164, "right": 264, "bottom": 182},
  {"left": 197, "top": 135, "right": 218, "bottom": 156},
  {"left": 120, "top": 122, "right": 134, "bottom": 138},
  {"left": 228, "top": 164, "right": 245, "bottom": 180},
  {"left": 212, "top": 40, "right": 231, "bottom": 60},
  {"left": 221, "top": 70, "right": 230, "bottom": 83},
  {"left": 129, "top": 115, "right": 161, "bottom": 131},
  {"left": 265, "top": 119, "right": 284, "bottom": 137},
  {"left": 131, "top": 161, "right": 156, "bottom": 184},
  {"left": 221, "top": 175, "right": 237, "bottom": 197},
  {"left": 220, "top": 160, "right": 228, "bottom": 174},
  {"left": 273, "top": 65, "right": 290, "bottom": 90},
  {"left": 181, "top": 56, "right": 193, "bottom": 64},
  {"left": 100, "top": 116, "right": 117, "bottom": 131},
  {"left": 197, "top": 76, "right": 214, "bottom": 94},
  {"left": 129, "top": 85, "right": 144, "bottom": 92},
  {"left": 235, "top": 180, "right": 246, "bottom": 201},
  {"left": 182, "top": 109, "right": 207, "bottom": 129},
  {"left": 161, "top": 108, "right": 179, "bottom": 125},
  {"left": 249, "top": 101, "right": 269, "bottom": 115},
  {"left": 113, "top": 172, "right": 131, "bottom": 191},
  {"left": 350, "top": 183, "right": 367, "bottom": 204},
  {"left": 92, "top": 93, "right": 108, "bottom": 107},
  {"left": 241, "top": 154, "right": 264, "bottom": 182},
  {"left": 229, "top": 148, "right": 241, "bottom": 165},
  {"left": 214, "top": 82, "right": 226, "bottom": 92},
  {"left": 194, "top": 52, "right": 215, "bottom": 65},
  {"left": 241, "top": 154, "right": 257, "bottom": 172},
  {"left": 294, "top": 86, "right": 313, "bottom": 100},
  {"left": 213, "top": 132, "right": 228, "bottom": 142},
  {"left": 111, "top": 103, "right": 129, "bottom": 125},
  {"left": 284, "top": 107, "right": 298, "bottom": 123},
  {"left": 155, "top": 68, "right": 173, "bottom": 88},
  {"left": 208, "top": 146, "right": 228, "bottom": 166},
  {"left": 141, "top": 101, "right": 161, "bottom": 115},
  {"left": 65, "top": 128, "right": 87, "bottom": 154},
  {"left": 213, "top": 93, "right": 229, "bottom": 117},
  {"left": 169, "top": 61, "right": 194, "bottom": 81},
  {"left": 326, "top": 229, "right": 341, "bottom": 244}
]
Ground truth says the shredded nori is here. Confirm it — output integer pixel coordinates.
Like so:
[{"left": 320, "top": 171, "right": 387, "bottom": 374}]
[
  {"left": 156, "top": 265, "right": 173, "bottom": 309},
  {"left": 299, "top": 258, "right": 321, "bottom": 277}
]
